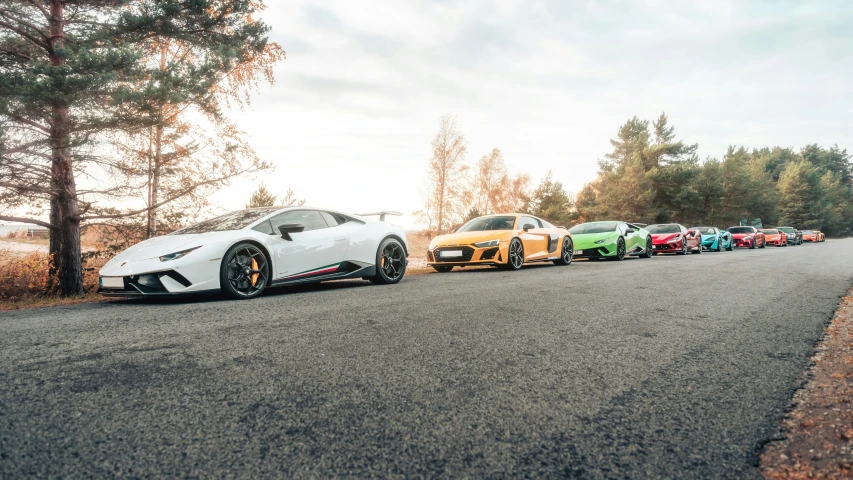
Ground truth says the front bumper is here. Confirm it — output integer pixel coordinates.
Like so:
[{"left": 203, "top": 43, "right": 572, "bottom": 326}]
[
  {"left": 572, "top": 244, "right": 616, "bottom": 258},
  {"left": 652, "top": 240, "right": 683, "bottom": 253},
  {"left": 427, "top": 244, "right": 506, "bottom": 266}
]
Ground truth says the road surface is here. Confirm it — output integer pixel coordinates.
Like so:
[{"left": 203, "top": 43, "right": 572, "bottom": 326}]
[{"left": 1, "top": 240, "right": 851, "bottom": 478}]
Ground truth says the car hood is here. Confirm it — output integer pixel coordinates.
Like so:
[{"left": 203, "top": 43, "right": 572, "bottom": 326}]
[
  {"left": 651, "top": 233, "right": 681, "bottom": 243},
  {"left": 572, "top": 231, "right": 618, "bottom": 249},
  {"left": 111, "top": 231, "right": 232, "bottom": 262},
  {"left": 431, "top": 231, "right": 510, "bottom": 246},
  {"left": 730, "top": 232, "right": 753, "bottom": 239}
]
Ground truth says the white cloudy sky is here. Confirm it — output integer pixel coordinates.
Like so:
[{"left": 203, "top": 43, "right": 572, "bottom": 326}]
[{"left": 212, "top": 0, "right": 853, "bottom": 228}]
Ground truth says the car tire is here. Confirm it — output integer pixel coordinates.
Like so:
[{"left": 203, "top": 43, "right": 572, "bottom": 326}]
[
  {"left": 693, "top": 243, "right": 702, "bottom": 254},
  {"left": 553, "top": 236, "right": 573, "bottom": 266},
  {"left": 614, "top": 237, "right": 626, "bottom": 261},
  {"left": 433, "top": 265, "right": 453, "bottom": 273},
  {"left": 640, "top": 236, "right": 653, "bottom": 259},
  {"left": 759, "top": 240, "right": 766, "bottom": 249},
  {"left": 370, "top": 237, "right": 407, "bottom": 285},
  {"left": 220, "top": 243, "right": 270, "bottom": 300},
  {"left": 749, "top": 240, "right": 756, "bottom": 249},
  {"left": 503, "top": 238, "right": 525, "bottom": 270},
  {"left": 678, "top": 240, "right": 687, "bottom": 255},
  {"left": 715, "top": 239, "right": 722, "bottom": 252}
]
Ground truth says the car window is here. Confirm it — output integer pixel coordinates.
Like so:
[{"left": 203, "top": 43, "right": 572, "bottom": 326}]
[
  {"left": 170, "top": 207, "right": 282, "bottom": 235},
  {"left": 519, "top": 216, "right": 540, "bottom": 229},
  {"left": 539, "top": 217, "right": 554, "bottom": 228},
  {"left": 568, "top": 222, "right": 617, "bottom": 234},
  {"left": 252, "top": 220, "right": 275, "bottom": 235},
  {"left": 618, "top": 223, "right": 629, "bottom": 235},
  {"left": 267, "top": 210, "right": 328, "bottom": 232},
  {"left": 320, "top": 211, "right": 340, "bottom": 227}
]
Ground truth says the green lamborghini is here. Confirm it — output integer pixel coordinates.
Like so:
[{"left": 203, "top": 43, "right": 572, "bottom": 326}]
[{"left": 568, "top": 221, "right": 654, "bottom": 260}]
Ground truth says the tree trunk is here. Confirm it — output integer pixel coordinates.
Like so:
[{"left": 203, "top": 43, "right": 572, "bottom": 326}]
[
  {"left": 46, "top": 197, "right": 61, "bottom": 292},
  {"left": 146, "top": 45, "right": 168, "bottom": 239},
  {"left": 49, "top": 0, "right": 84, "bottom": 296}
]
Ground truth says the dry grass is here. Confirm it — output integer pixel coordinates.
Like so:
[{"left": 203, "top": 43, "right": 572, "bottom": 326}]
[
  {"left": 406, "top": 230, "right": 432, "bottom": 260},
  {"left": 0, "top": 249, "right": 109, "bottom": 310},
  {"left": 760, "top": 289, "right": 853, "bottom": 478}
]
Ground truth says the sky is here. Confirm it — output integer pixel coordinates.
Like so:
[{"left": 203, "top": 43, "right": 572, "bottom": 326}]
[{"left": 209, "top": 0, "right": 853, "bottom": 229}]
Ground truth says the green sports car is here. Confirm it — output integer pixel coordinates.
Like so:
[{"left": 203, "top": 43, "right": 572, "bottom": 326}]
[{"left": 568, "top": 221, "right": 654, "bottom": 260}]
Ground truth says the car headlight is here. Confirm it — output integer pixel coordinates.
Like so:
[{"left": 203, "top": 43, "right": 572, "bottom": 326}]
[
  {"left": 159, "top": 246, "right": 201, "bottom": 262},
  {"left": 594, "top": 239, "right": 607, "bottom": 244},
  {"left": 668, "top": 236, "right": 682, "bottom": 243},
  {"left": 428, "top": 243, "right": 436, "bottom": 251},
  {"left": 744, "top": 235, "right": 754, "bottom": 240},
  {"left": 473, "top": 239, "right": 500, "bottom": 248}
]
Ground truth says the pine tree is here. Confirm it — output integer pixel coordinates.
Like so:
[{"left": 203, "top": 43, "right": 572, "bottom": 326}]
[
  {"left": 247, "top": 184, "right": 278, "bottom": 208},
  {"left": 0, "top": 1, "right": 278, "bottom": 295},
  {"left": 777, "top": 160, "right": 821, "bottom": 228},
  {"left": 530, "top": 171, "right": 573, "bottom": 227}
]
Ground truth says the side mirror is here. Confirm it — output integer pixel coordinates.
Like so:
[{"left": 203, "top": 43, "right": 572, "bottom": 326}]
[
  {"left": 522, "top": 224, "right": 536, "bottom": 232},
  {"left": 278, "top": 223, "right": 305, "bottom": 241},
  {"left": 625, "top": 228, "right": 636, "bottom": 234}
]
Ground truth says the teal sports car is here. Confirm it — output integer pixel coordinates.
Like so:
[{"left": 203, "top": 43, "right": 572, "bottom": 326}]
[
  {"left": 690, "top": 226, "right": 733, "bottom": 252},
  {"left": 568, "top": 221, "right": 653, "bottom": 260}
]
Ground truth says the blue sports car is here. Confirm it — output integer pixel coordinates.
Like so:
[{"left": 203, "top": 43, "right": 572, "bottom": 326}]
[{"left": 690, "top": 226, "right": 733, "bottom": 252}]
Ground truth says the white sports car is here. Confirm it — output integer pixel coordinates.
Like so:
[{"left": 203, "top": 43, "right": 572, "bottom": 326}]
[{"left": 98, "top": 207, "right": 409, "bottom": 299}]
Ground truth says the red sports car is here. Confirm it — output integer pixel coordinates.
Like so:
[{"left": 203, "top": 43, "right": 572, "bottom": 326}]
[
  {"left": 727, "top": 226, "right": 766, "bottom": 249},
  {"left": 760, "top": 228, "right": 788, "bottom": 247},
  {"left": 647, "top": 223, "right": 701, "bottom": 255}
]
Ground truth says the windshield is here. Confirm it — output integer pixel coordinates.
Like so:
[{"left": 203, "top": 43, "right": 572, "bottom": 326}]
[
  {"left": 692, "top": 227, "right": 716, "bottom": 235},
  {"left": 760, "top": 229, "right": 777, "bottom": 234},
  {"left": 728, "top": 227, "right": 754, "bottom": 234},
  {"left": 777, "top": 227, "right": 794, "bottom": 233},
  {"left": 457, "top": 216, "right": 517, "bottom": 232},
  {"left": 170, "top": 207, "right": 281, "bottom": 235},
  {"left": 569, "top": 222, "right": 617, "bottom": 234},
  {"left": 802, "top": 230, "right": 814, "bottom": 234},
  {"left": 646, "top": 224, "right": 681, "bottom": 234}
]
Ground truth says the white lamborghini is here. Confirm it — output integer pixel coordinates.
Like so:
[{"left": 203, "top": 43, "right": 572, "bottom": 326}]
[{"left": 98, "top": 207, "right": 409, "bottom": 299}]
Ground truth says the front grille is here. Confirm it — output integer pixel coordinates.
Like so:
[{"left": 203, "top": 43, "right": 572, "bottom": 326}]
[
  {"left": 433, "top": 246, "right": 475, "bottom": 262},
  {"left": 657, "top": 244, "right": 671, "bottom": 250}
]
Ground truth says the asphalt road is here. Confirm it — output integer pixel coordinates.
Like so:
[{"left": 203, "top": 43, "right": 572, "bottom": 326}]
[{"left": 2, "top": 240, "right": 852, "bottom": 479}]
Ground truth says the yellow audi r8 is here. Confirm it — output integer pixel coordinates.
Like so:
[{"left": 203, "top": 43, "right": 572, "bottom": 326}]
[{"left": 426, "top": 213, "right": 573, "bottom": 272}]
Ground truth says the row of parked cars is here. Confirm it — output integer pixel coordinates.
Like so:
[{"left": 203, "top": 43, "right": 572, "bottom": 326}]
[
  {"left": 427, "top": 214, "right": 827, "bottom": 271},
  {"left": 636, "top": 224, "right": 824, "bottom": 253}
]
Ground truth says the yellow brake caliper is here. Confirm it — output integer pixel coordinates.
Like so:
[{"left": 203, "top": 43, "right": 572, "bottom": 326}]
[{"left": 251, "top": 257, "right": 259, "bottom": 286}]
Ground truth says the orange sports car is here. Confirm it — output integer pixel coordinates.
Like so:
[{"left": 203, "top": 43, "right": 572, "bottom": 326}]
[
  {"left": 801, "top": 230, "right": 817, "bottom": 242},
  {"left": 427, "top": 213, "right": 573, "bottom": 272},
  {"left": 760, "top": 228, "right": 787, "bottom": 247}
]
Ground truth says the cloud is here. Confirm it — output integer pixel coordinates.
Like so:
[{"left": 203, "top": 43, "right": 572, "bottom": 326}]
[{"left": 213, "top": 0, "right": 853, "bottom": 228}]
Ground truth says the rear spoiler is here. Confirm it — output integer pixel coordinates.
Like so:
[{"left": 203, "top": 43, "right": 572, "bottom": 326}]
[{"left": 357, "top": 211, "right": 402, "bottom": 222}]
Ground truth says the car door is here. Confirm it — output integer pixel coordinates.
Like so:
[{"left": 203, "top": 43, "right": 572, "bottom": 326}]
[
  {"left": 266, "top": 209, "right": 349, "bottom": 280},
  {"left": 518, "top": 215, "right": 550, "bottom": 260},
  {"left": 622, "top": 223, "right": 642, "bottom": 252}
]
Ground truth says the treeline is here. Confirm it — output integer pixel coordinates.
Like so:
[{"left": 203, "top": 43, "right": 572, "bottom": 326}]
[
  {"left": 419, "top": 114, "right": 853, "bottom": 236},
  {"left": 575, "top": 114, "right": 853, "bottom": 234}
]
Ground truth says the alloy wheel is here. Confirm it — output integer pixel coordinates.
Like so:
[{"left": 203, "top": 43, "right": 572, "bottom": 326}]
[
  {"left": 380, "top": 241, "right": 406, "bottom": 281},
  {"left": 509, "top": 239, "right": 524, "bottom": 269},
  {"left": 226, "top": 245, "right": 268, "bottom": 297},
  {"left": 561, "top": 237, "right": 573, "bottom": 264}
]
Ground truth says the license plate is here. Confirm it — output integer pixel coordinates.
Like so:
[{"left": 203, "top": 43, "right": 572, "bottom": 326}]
[
  {"left": 573, "top": 250, "right": 582, "bottom": 255},
  {"left": 440, "top": 250, "right": 463, "bottom": 258},
  {"left": 100, "top": 276, "right": 124, "bottom": 289}
]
